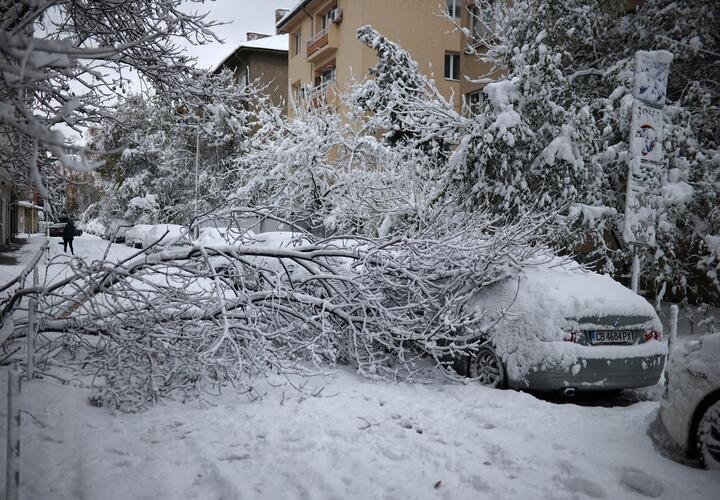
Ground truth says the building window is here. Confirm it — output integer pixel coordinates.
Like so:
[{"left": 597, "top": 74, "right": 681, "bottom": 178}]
[
  {"left": 319, "top": 4, "right": 337, "bottom": 32},
  {"left": 465, "top": 90, "right": 482, "bottom": 110},
  {"left": 446, "top": 0, "right": 461, "bottom": 19},
  {"left": 315, "top": 65, "right": 336, "bottom": 86},
  {"left": 470, "top": 2, "right": 499, "bottom": 40},
  {"left": 444, "top": 52, "right": 460, "bottom": 80},
  {"left": 293, "top": 30, "right": 302, "bottom": 56}
]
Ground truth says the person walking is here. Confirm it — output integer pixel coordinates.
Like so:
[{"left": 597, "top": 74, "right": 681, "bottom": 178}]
[{"left": 62, "top": 219, "right": 76, "bottom": 255}]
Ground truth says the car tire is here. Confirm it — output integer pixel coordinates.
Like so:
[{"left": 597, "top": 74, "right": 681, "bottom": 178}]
[
  {"left": 468, "top": 346, "right": 507, "bottom": 389},
  {"left": 697, "top": 399, "right": 720, "bottom": 470}
]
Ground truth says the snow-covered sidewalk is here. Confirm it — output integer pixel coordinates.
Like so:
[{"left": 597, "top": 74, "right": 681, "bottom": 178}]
[
  {"left": 0, "top": 234, "right": 48, "bottom": 289},
  {"left": 6, "top": 368, "right": 718, "bottom": 500}
]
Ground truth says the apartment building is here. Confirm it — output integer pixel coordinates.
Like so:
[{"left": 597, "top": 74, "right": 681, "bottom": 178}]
[{"left": 276, "top": 0, "right": 494, "bottom": 113}]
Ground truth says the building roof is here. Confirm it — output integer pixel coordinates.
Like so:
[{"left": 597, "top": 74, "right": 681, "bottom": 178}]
[
  {"left": 276, "top": 0, "right": 314, "bottom": 32},
  {"left": 210, "top": 34, "right": 289, "bottom": 74}
]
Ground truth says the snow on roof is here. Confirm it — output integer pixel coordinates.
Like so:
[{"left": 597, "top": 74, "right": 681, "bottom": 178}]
[
  {"left": 243, "top": 34, "right": 289, "bottom": 52},
  {"left": 276, "top": 0, "right": 312, "bottom": 31},
  {"left": 209, "top": 34, "right": 288, "bottom": 74}
]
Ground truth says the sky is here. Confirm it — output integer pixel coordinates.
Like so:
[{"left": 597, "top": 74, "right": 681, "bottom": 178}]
[
  {"left": 185, "top": 0, "right": 296, "bottom": 70},
  {"left": 60, "top": 0, "right": 296, "bottom": 144}
]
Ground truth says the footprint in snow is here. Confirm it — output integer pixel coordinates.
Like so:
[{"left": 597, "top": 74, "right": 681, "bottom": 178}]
[
  {"left": 619, "top": 467, "right": 664, "bottom": 498},
  {"left": 105, "top": 447, "right": 129, "bottom": 456},
  {"left": 552, "top": 474, "right": 606, "bottom": 498},
  {"left": 218, "top": 454, "right": 251, "bottom": 463},
  {"left": 40, "top": 434, "right": 64, "bottom": 444}
]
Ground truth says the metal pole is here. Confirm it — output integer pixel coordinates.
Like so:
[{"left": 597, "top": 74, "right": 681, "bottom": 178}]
[
  {"left": 630, "top": 245, "right": 640, "bottom": 293},
  {"left": 194, "top": 125, "right": 200, "bottom": 240},
  {"left": 6, "top": 365, "right": 21, "bottom": 500},
  {"left": 27, "top": 266, "right": 38, "bottom": 379},
  {"left": 27, "top": 297, "right": 36, "bottom": 380},
  {"left": 668, "top": 304, "right": 679, "bottom": 352}
]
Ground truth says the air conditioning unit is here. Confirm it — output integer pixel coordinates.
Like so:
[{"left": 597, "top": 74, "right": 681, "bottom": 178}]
[{"left": 329, "top": 8, "right": 343, "bottom": 24}]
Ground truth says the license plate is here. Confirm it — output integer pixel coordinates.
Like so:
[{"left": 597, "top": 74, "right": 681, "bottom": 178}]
[{"left": 590, "top": 330, "right": 635, "bottom": 345}]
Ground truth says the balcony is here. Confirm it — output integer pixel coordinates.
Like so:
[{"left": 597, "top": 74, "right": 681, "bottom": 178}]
[
  {"left": 307, "top": 27, "right": 328, "bottom": 57},
  {"left": 306, "top": 25, "right": 338, "bottom": 62},
  {"left": 305, "top": 80, "right": 334, "bottom": 109}
]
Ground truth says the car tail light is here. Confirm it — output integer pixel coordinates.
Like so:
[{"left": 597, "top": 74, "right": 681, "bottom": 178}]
[
  {"left": 564, "top": 332, "right": 579, "bottom": 343},
  {"left": 644, "top": 330, "right": 661, "bottom": 342}
]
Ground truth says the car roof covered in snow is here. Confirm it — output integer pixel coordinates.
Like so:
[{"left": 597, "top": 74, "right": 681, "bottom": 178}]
[{"left": 469, "top": 258, "right": 658, "bottom": 322}]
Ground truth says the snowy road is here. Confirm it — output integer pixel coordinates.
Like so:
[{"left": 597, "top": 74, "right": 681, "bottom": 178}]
[
  {"left": 3, "top": 235, "right": 718, "bottom": 499},
  {"left": 43, "top": 233, "right": 138, "bottom": 286},
  {"left": 8, "top": 369, "right": 719, "bottom": 500}
]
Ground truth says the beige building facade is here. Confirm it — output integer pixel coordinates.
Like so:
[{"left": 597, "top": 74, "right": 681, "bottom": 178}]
[{"left": 277, "top": 0, "right": 493, "bottom": 113}]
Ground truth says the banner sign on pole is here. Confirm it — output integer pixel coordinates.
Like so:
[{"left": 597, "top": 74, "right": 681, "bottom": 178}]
[{"left": 622, "top": 50, "right": 673, "bottom": 248}]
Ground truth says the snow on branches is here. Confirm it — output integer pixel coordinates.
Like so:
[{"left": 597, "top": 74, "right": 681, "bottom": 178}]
[
  {"left": 458, "top": 0, "right": 720, "bottom": 302},
  {"left": 0, "top": 0, "right": 226, "bottom": 195},
  {"left": 16, "top": 207, "right": 557, "bottom": 411}
]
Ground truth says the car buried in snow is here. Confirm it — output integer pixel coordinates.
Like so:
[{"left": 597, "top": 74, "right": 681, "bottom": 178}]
[
  {"left": 450, "top": 259, "right": 667, "bottom": 394},
  {"left": 660, "top": 333, "right": 720, "bottom": 469}
]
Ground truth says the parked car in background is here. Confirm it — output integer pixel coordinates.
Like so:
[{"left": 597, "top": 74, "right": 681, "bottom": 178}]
[
  {"left": 48, "top": 222, "right": 82, "bottom": 237},
  {"left": 104, "top": 220, "right": 131, "bottom": 243},
  {"left": 48, "top": 223, "right": 66, "bottom": 237},
  {"left": 125, "top": 224, "right": 155, "bottom": 248},
  {"left": 661, "top": 333, "right": 720, "bottom": 469},
  {"left": 451, "top": 259, "right": 667, "bottom": 394}
]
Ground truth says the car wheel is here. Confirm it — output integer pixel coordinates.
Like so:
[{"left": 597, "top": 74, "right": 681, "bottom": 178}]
[
  {"left": 697, "top": 399, "right": 720, "bottom": 470},
  {"left": 469, "top": 346, "right": 506, "bottom": 388}
]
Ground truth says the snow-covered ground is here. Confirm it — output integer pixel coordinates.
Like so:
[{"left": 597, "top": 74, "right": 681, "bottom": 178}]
[
  {"left": 2, "top": 235, "right": 719, "bottom": 499},
  {"left": 0, "top": 235, "right": 48, "bottom": 288},
  {"left": 3, "top": 368, "right": 719, "bottom": 500}
]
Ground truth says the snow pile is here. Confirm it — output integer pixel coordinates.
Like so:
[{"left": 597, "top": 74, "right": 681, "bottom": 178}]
[
  {"left": 483, "top": 78, "right": 522, "bottom": 145},
  {"left": 661, "top": 169, "right": 694, "bottom": 205},
  {"left": 142, "top": 224, "right": 188, "bottom": 249},
  {"left": 195, "top": 227, "right": 255, "bottom": 247},
  {"left": 704, "top": 235, "right": 720, "bottom": 260},
  {"left": 682, "top": 333, "right": 720, "bottom": 383},
  {"left": 125, "top": 224, "right": 155, "bottom": 247},
  {"left": 469, "top": 259, "right": 664, "bottom": 380},
  {"left": 13, "top": 367, "right": 720, "bottom": 500},
  {"left": 539, "top": 126, "right": 580, "bottom": 167},
  {"left": 81, "top": 218, "right": 107, "bottom": 237},
  {"left": 569, "top": 203, "right": 618, "bottom": 225}
]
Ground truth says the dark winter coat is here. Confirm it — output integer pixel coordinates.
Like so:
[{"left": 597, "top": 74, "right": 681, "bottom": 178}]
[{"left": 63, "top": 222, "right": 75, "bottom": 241}]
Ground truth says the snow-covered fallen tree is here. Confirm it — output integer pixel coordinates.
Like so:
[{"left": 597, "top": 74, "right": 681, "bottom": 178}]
[{"left": 10, "top": 207, "right": 561, "bottom": 411}]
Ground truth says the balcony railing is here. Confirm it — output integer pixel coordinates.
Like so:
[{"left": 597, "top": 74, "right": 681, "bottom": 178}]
[
  {"left": 305, "top": 80, "right": 333, "bottom": 108},
  {"left": 306, "top": 27, "right": 329, "bottom": 56}
]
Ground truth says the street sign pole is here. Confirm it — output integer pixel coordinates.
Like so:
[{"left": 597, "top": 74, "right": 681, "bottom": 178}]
[{"left": 623, "top": 50, "right": 673, "bottom": 293}]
